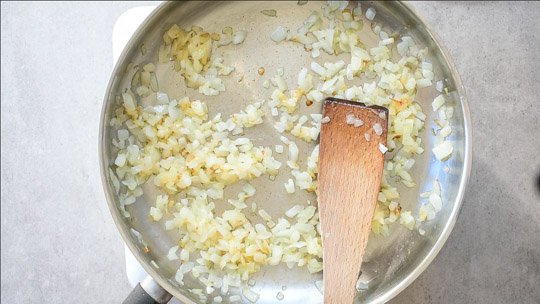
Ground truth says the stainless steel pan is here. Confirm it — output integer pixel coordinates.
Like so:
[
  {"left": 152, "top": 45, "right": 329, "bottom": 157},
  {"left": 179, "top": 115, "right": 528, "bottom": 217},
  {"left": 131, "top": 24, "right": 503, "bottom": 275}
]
[{"left": 100, "top": 1, "right": 471, "bottom": 303}]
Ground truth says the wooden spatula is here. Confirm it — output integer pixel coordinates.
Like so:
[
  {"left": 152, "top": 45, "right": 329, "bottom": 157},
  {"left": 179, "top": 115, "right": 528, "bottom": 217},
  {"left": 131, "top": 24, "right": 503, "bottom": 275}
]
[{"left": 317, "top": 97, "right": 388, "bottom": 304}]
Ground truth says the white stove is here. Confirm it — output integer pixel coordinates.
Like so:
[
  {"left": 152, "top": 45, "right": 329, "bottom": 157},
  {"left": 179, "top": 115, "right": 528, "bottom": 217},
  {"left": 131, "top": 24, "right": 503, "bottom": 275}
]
[{"left": 112, "top": 6, "right": 182, "bottom": 303}]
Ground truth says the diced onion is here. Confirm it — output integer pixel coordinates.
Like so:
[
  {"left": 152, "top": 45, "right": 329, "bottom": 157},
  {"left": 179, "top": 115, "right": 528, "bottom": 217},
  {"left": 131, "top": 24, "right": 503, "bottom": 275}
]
[
  {"left": 284, "top": 179, "right": 295, "bottom": 193},
  {"left": 432, "top": 141, "right": 453, "bottom": 160},
  {"left": 261, "top": 9, "right": 277, "bottom": 17},
  {"left": 111, "top": 3, "right": 450, "bottom": 294},
  {"left": 432, "top": 94, "right": 446, "bottom": 111},
  {"left": 271, "top": 26, "right": 289, "bottom": 42},
  {"left": 365, "top": 7, "right": 376, "bottom": 21},
  {"left": 243, "top": 288, "right": 260, "bottom": 303},
  {"left": 232, "top": 30, "right": 247, "bottom": 45}
]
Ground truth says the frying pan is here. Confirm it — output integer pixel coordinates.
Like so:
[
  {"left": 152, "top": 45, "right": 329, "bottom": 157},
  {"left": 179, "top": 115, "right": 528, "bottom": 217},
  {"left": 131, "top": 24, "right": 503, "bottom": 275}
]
[{"left": 100, "top": 1, "right": 471, "bottom": 303}]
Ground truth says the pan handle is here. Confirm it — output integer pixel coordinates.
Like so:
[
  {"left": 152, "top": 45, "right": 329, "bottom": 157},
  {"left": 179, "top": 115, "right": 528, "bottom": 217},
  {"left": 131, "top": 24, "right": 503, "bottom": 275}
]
[{"left": 123, "top": 275, "right": 172, "bottom": 304}]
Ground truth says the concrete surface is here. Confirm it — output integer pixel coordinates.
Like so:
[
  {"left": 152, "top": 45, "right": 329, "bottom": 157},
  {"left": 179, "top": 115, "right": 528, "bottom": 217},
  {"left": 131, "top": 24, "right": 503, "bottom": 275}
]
[{"left": 1, "top": 1, "right": 539, "bottom": 303}]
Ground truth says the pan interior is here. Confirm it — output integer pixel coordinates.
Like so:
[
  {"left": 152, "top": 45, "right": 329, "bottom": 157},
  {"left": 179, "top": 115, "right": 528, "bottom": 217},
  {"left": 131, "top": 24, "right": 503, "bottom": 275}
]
[{"left": 101, "top": 1, "right": 468, "bottom": 303}]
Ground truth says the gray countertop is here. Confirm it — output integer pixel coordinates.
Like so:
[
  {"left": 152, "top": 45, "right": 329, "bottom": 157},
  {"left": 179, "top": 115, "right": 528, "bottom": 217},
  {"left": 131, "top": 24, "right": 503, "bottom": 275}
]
[{"left": 1, "top": 1, "right": 539, "bottom": 303}]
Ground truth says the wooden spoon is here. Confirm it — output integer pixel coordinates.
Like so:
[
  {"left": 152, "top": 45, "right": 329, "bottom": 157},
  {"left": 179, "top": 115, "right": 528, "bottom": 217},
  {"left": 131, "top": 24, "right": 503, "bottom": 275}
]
[{"left": 317, "top": 98, "right": 388, "bottom": 304}]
